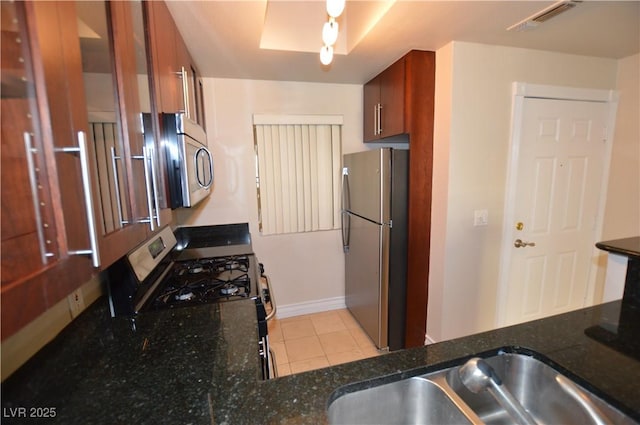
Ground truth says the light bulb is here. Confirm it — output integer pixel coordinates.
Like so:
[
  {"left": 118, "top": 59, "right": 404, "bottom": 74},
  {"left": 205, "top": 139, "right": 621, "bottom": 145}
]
[
  {"left": 320, "top": 45, "right": 333, "bottom": 65},
  {"left": 322, "top": 18, "right": 339, "bottom": 46},
  {"left": 326, "top": 0, "right": 345, "bottom": 18}
]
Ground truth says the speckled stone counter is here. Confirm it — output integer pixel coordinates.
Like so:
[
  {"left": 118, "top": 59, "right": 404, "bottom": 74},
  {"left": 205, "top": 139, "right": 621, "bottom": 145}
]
[{"left": 2, "top": 297, "right": 640, "bottom": 424}]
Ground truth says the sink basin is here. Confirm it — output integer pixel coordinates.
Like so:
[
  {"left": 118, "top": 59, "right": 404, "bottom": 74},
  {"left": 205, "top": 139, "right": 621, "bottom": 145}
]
[
  {"left": 446, "top": 352, "right": 635, "bottom": 425},
  {"left": 327, "top": 349, "right": 635, "bottom": 425},
  {"left": 327, "top": 375, "right": 475, "bottom": 425}
]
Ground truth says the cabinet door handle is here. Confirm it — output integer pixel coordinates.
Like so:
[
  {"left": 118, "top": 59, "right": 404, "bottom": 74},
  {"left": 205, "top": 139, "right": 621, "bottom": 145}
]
[
  {"left": 132, "top": 147, "right": 159, "bottom": 231},
  {"left": 23, "top": 132, "right": 54, "bottom": 265},
  {"left": 373, "top": 104, "right": 378, "bottom": 136},
  {"left": 110, "top": 147, "right": 127, "bottom": 226},
  {"left": 377, "top": 103, "right": 383, "bottom": 135},
  {"left": 180, "top": 66, "right": 190, "bottom": 119},
  {"left": 147, "top": 144, "right": 161, "bottom": 228},
  {"left": 141, "top": 146, "right": 156, "bottom": 231},
  {"left": 55, "top": 132, "right": 100, "bottom": 268}
]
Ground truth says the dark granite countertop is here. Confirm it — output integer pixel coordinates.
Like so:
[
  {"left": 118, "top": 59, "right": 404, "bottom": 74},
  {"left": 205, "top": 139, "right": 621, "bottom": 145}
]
[
  {"left": 2, "top": 297, "right": 640, "bottom": 424},
  {"left": 596, "top": 236, "right": 640, "bottom": 259}
]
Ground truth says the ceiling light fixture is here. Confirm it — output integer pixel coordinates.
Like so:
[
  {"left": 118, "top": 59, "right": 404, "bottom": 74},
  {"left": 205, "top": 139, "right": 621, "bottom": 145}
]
[
  {"left": 320, "top": 45, "right": 334, "bottom": 65},
  {"left": 322, "top": 17, "right": 339, "bottom": 46},
  {"left": 326, "top": 0, "right": 345, "bottom": 18},
  {"left": 320, "top": 0, "right": 344, "bottom": 66}
]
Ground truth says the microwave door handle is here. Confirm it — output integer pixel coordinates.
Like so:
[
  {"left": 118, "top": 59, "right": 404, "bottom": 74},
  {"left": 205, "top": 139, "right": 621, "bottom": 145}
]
[
  {"left": 194, "top": 147, "right": 204, "bottom": 187},
  {"left": 195, "top": 147, "right": 213, "bottom": 188},
  {"left": 207, "top": 149, "right": 214, "bottom": 188}
]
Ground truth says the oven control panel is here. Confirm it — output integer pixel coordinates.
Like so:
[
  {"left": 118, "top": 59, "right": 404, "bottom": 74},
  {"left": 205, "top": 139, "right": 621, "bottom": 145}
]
[{"left": 127, "top": 226, "right": 177, "bottom": 282}]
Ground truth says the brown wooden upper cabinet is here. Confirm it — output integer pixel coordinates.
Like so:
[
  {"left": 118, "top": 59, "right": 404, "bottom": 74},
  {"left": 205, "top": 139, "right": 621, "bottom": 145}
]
[
  {"left": 363, "top": 57, "right": 405, "bottom": 142},
  {"left": 70, "top": 0, "right": 152, "bottom": 268},
  {"left": 146, "top": 0, "right": 205, "bottom": 128},
  {"left": 1, "top": 0, "right": 209, "bottom": 340},
  {"left": 1, "top": 1, "right": 96, "bottom": 340},
  {"left": 362, "top": 50, "right": 436, "bottom": 349}
]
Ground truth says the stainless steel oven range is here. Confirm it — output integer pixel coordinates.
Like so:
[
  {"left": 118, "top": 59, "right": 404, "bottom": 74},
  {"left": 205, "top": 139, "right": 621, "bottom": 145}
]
[{"left": 106, "top": 223, "right": 276, "bottom": 379}]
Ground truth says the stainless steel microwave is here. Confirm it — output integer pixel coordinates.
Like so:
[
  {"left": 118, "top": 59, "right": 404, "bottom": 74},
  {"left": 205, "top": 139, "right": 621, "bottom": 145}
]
[{"left": 161, "top": 113, "right": 213, "bottom": 208}]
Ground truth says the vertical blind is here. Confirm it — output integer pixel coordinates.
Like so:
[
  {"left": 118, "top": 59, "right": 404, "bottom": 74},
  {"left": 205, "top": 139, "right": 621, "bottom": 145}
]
[{"left": 253, "top": 115, "right": 343, "bottom": 235}]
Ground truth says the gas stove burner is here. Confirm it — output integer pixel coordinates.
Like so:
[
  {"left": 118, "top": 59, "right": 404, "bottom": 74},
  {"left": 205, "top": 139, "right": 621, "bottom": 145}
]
[
  {"left": 189, "top": 265, "right": 204, "bottom": 274},
  {"left": 176, "top": 292, "right": 195, "bottom": 301},
  {"left": 220, "top": 284, "right": 239, "bottom": 295},
  {"left": 226, "top": 261, "right": 241, "bottom": 270},
  {"left": 147, "top": 253, "right": 256, "bottom": 310}
]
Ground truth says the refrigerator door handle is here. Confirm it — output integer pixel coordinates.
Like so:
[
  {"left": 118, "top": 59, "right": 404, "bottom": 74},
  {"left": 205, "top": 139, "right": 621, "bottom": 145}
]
[
  {"left": 341, "top": 211, "right": 350, "bottom": 253},
  {"left": 341, "top": 167, "right": 351, "bottom": 211},
  {"left": 341, "top": 168, "right": 351, "bottom": 252}
]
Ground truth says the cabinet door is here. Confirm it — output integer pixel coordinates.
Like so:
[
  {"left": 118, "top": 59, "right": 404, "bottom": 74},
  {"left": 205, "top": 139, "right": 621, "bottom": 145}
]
[
  {"left": 175, "top": 35, "right": 198, "bottom": 121},
  {"left": 1, "top": 1, "right": 59, "bottom": 283},
  {"left": 379, "top": 58, "right": 405, "bottom": 138},
  {"left": 1, "top": 1, "right": 95, "bottom": 340},
  {"left": 363, "top": 77, "right": 380, "bottom": 142},
  {"left": 130, "top": 0, "right": 171, "bottom": 230},
  {"left": 147, "top": 0, "right": 181, "bottom": 114},
  {"left": 71, "top": 0, "right": 148, "bottom": 267}
]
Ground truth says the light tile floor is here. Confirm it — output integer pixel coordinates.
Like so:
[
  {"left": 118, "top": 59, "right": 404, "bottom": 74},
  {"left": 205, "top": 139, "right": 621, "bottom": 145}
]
[{"left": 268, "top": 309, "right": 382, "bottom": 376}]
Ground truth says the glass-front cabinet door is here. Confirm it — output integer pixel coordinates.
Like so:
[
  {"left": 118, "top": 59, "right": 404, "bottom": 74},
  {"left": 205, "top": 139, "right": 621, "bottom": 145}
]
[
  {"left": 131, "top": 0, "right": 170, "bottom": 231},
  {"left": 75, "top": 1, "right": 129, "bottom": 234},
  {"left": 71, "top": 0, "right": 149, "bottom": 267},
  {"left": 1, "top": 1, "right": 97, "bottom": 340},
  {"left": 1, "top": 1, "right": 59, "bottom": 283},
  {"left": 1, "top": 0, "right": 175, "bottom": 341}
]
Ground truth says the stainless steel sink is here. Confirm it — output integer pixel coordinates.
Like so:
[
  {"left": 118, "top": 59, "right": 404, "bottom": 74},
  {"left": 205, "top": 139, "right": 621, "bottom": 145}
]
[
  {"left": 327, "top": 375, "right": 477, "bottom": 425},
  {"left": 327, "top": 351, "right": 635, "bottom": 425},
  {"left": 445, "top": 352, "right": 635, "bottom": 425}
]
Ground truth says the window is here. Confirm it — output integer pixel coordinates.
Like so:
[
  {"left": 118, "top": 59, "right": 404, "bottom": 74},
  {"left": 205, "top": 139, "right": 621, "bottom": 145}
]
[{"left": 253, "top": 115, "right": 342, "bottom": 235}]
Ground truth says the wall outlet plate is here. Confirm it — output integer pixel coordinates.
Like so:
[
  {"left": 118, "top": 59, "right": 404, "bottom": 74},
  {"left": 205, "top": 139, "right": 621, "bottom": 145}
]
[
  {"left": 474, "top": 209, "right": 489, "bottom": 226},
  {"left": 68, "top": 289, "right": 85, "bottom": 318}
]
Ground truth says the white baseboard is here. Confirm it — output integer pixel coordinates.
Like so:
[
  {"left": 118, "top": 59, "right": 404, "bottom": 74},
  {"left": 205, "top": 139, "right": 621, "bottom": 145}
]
[{"left": 276, "top": 296, "right": 346, "bottom": 319}]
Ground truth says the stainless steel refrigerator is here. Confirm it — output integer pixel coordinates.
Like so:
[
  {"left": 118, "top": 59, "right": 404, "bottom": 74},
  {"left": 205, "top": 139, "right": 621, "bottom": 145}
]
[{"left": 341, "top": 148, "right": 408, "bottom": 351}]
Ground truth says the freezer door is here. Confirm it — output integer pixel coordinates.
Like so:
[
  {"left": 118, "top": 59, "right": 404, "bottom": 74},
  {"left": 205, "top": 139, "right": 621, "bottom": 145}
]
[
  {"left": 342, "top": 149, "right": 391, "bottom": 224},
  {"left": 344, "top": 213, "right": 388, "bottom": 349}
]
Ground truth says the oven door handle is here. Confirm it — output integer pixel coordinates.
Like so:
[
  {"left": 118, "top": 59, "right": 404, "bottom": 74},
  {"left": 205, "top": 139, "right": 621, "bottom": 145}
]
[{"left": 263, "top": 274, "right": 277, "bottom": 321}]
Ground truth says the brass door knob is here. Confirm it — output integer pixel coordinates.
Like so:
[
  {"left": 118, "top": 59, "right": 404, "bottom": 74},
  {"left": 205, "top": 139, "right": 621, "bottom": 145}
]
[{"left": 514, "top": 239, "right": 535, "bottom": 248}]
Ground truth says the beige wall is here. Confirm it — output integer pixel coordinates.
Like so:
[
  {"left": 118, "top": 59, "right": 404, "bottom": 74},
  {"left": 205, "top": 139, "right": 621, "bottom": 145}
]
[
  {"left": 428, "top": 41, "right": 621, "bottom": 342},
  {"left": 593, "top": 53, "right": 640, "bottom": 301},
  {"left": 428, "top": 42, "right": 453, "bottom": 344},
  {"left": 177, "top": 78, "right": 365, "bottom": 309},
  {"left": 602, "top": 53, "right": 640, "bottom": 239}
]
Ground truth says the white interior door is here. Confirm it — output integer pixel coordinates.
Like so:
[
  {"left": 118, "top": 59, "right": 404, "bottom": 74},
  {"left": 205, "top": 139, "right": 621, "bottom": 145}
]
[{"left": 499, "top": 85, "right": 616, "bottom": 327}]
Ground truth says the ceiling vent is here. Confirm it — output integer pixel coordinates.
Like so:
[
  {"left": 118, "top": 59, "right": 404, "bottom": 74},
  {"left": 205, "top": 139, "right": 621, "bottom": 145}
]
[{"left": 508, "top": 0, "right": 581, "bottom": 31}]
